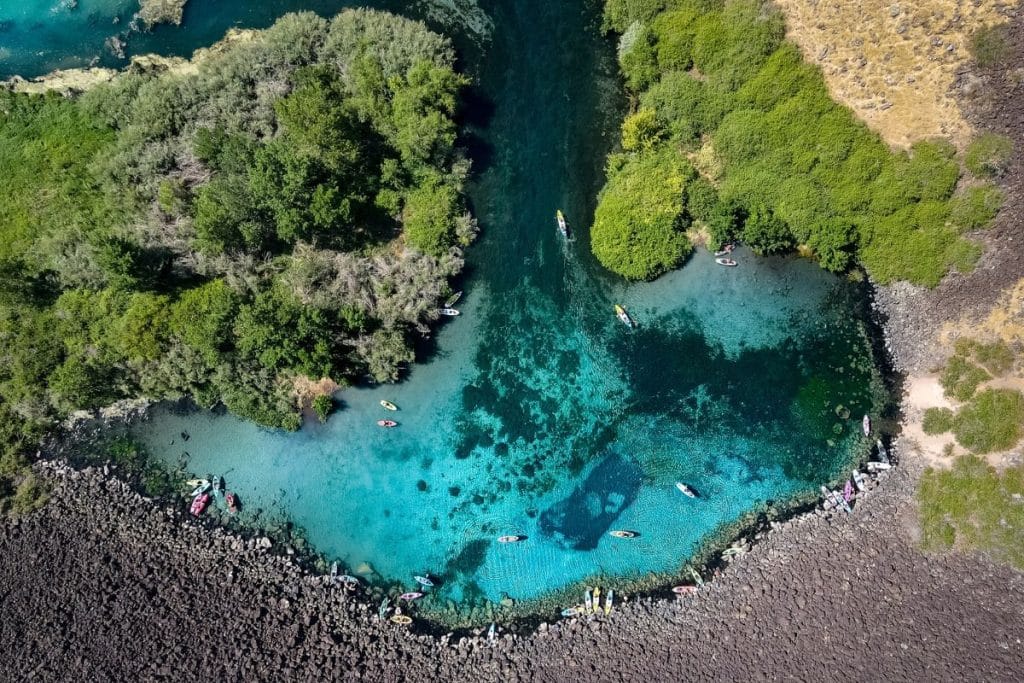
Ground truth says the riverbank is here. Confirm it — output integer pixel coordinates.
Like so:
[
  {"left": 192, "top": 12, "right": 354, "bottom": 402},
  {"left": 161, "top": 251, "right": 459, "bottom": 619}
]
[{"left": 1, "top": 455, "right": 1022, "bottom": 680}]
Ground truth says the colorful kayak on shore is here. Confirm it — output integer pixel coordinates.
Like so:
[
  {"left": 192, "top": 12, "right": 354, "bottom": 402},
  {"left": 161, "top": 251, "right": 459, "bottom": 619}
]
[
  {"left": 561, "top": 607, "right": 579, "bottom": 617},
  {"left": 188, "top": 480, "right": 211, "bottom": 498},
  {"left": 390, "top": 614, "right": 412, "bottom": 625},
  {"left": 190, "top": 492, "right": 210, "bottom": 516},
  {"left": 672, "top": 585, "right": 698, "bottom": 596},
  {"left": 604, "top": 589, "right": 614, "bottom": 615}
]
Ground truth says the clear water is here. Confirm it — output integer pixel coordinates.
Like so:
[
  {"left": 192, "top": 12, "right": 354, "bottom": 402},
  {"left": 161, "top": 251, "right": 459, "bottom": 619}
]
[{"left": 6, "top": 1, "right": 885, "bottom": 610}]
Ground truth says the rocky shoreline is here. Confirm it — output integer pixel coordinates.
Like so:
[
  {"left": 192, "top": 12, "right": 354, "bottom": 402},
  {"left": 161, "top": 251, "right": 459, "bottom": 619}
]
[{"left": 2, "top": 450, "right": 1022, "bottom": 680}]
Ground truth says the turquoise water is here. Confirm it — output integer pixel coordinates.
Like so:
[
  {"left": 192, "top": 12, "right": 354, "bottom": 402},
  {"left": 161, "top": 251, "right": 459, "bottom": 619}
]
[{"left": 7, "top": 2, "right": 885, "bottom": 609}]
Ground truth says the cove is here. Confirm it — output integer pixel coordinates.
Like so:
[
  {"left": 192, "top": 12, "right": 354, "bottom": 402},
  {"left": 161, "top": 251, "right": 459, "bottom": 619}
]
[{"left": 6, "top": 1, "right": 886, "bottom": 612}]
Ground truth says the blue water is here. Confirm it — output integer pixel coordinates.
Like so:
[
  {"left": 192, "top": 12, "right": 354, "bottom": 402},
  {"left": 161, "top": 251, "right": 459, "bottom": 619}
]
[{"left": 7, "top": 1, "right": 885, "bottom": 612}]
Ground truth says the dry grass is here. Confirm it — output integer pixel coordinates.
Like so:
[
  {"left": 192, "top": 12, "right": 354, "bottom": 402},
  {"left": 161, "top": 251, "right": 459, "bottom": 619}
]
[
  {"left": 773, "top": 0, "right": 1018, "bottom": 149},
  {"left": 941, "top": 277, "right": 1024, "bottom": 347}
]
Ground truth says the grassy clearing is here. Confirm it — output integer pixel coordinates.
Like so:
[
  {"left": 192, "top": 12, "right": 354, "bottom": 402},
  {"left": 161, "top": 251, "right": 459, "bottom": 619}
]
[{"left": 918, "top": 455, "right": 1024, "bottom": 569}]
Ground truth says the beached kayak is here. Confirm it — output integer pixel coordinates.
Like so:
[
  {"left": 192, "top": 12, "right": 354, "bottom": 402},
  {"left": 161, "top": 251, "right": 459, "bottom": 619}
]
[
  {"left": 672, "top": 585, "right": 698, "bottom": 596},
  {"left": 390, "top": 614, "right": 412, "bottom": 625},
  {"left": 190, "top": 493, "right": 210, "bottom": 517}
]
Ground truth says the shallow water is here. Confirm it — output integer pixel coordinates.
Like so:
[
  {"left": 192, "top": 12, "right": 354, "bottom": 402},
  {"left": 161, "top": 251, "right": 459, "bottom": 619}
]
[{"left": 8, "top": 1, "right": 885, "bottom": 609}]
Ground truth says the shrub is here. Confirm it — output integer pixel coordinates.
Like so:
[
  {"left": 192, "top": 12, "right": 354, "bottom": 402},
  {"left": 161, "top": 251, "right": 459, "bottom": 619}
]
[
  {"left": 619, "top": 23, "right": 660, "bottom": 91},
  {"left": 923, "top": 407, "right": 955, "bottom": 434},
  {"left": 918, "top": 455, "right": 1024, "bottom": 567},
  {"left": 964, "top": 133, "right": 1013, "bottom": 178},
  {"left": 959, "top": 339, "right": 1015, "bottom": 376},
  {"left": 949, "top": 185, "right": 1004, "bottom": 231},
  {"left": 591, "top": 148, "right": 693, "bottom": 280},
  {"left": 312, "top": 394, "right": 334, "bottom": 423},
  {"left": 621, "top": 108, "right": 664, "bottom": 151},
  {"left": 969, "top": 24, "right": 1011, "bottom": 68},
  {"left": 741, "top": 205, "right": 793, "bottom": 255},
  {"left": 403, "top": 177, "right": 460, "bottom": 255},
  {"left": 953, "top": 388, "right": 1024, "bottom": 454},
  {"left": 940, "top": 355, "right": 991, "bottom": 402}
]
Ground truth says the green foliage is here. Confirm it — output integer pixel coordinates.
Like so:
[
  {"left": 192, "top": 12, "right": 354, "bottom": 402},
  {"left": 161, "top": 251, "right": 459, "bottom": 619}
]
[
  {"left": 591, "top": 149, "right": 694, "bottom": 280},
  {"left": 969, "top": 24, "right": 1011, "bottom": 68},
  {"left": 312, "top": 394, "right": 334, "bottom": 423},
  {"left": 0, "top": 10, "right": 472, "bottom": 432},
  {"left": 965, "top": 133, "right": 1013, "bottom": 178},
  {"left": 953, "top": 388, "right": 1024, "bottom": 454},
  {"left": 403, "top": 176, "right": 462, "bottom": 255},
  {"left": 918, "top": 455, "right": 1024, "bottom": 568},
  {"left": 956, "top": 338, "right": 1015, "bottom": 376},
  {"left": 621, "top": 108, "right": 664, "bottom": 151},
  {"left": 619, "top": 23, "right": 660, "bottom": 91},
  {"left": 598, "top": 0, "right": 1001, "bottom": 286},
  {"left": 923, "top": 407, "right": 955, "bottom": 435},
  {"left": 949, "top": 185, "right": 1004, "bottom": 231},
  {"left": 940, "top": 356, "right": 991, "bottom": 402},
  {"left": 741, "top": 206, "right": 793, "bottom": 255}
]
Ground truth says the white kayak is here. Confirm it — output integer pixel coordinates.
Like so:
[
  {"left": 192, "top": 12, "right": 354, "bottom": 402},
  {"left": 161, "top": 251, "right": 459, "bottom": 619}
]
[{"left": 439, "top": 308, "right": 460, "bottom": 317}]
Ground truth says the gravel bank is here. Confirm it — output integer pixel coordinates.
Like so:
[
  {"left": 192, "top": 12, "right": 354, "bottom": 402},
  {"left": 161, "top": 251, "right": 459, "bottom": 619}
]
[{"left": 1, "top": 458, "right": 1022, "bottom": 681}]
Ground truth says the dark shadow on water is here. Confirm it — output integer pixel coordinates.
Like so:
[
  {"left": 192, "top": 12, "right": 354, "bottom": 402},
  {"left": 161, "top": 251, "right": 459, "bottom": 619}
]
[{"left": 539, "top": 451, "right": 643, "bottom": 550}]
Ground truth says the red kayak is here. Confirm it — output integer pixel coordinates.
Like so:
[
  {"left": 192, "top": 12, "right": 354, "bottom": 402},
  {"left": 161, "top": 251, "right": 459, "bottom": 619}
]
[
  {"left": 377, "top": 420, "right": 398, "bottom": 428},
  {"left": 225, "top": 491, "right": 239, "bottom": 514},
  {"left": 190, "top": 493, "right": 210, "bottom": 517}
]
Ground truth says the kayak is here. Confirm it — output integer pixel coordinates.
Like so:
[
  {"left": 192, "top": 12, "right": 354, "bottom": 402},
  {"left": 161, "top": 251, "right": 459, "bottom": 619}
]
[
  {"left": 444, "top": 291, "right": 462, "bottom": 307},
  {"left": 399, "top": 592, "right": 424, "bottom": 601},
  {"left": 675, "top": 482, "right": 699, "bottom": 498},
  {"left": 843, "top": 480, "right": 854, "bottom": 503},
  {"left": 604, "top": 589, "right": 614, "bottom": 615},
  {"left": 561, "top": 607, "right": 579, "bottom": 617},
  {"left": 584, "top": 589, "right": 592, "bottom": 613},
  {"left": 338, "top": 575, "right": 360, "bottom": 586},
  {"left": 211, "top": 475, "right": 224, "bottom": 492},
  {"left": 487, "top": 622, "right": 496, "bottom": 643},
  {"left": 862, "top": 414, "right": 871, "bottom": 436},
  {"left": 715, "top": 258, "right": 738, "bottom": 267},
  {"left": 189, "top": 480, "right": 211, "bottom": 498},
  {"left": 714, "top": 244, "right": 734, "bottom": 256},
  {"left": 330, "top": 562, "right": 338, "bottom": 582},
  {"left": 439, "top": 308, "right": 460, "bottom": 317},
  {"left": 820, "top": 484, "right": 851, "bottom": 513},
  {"left": 390, "top": 615, "right": 412, "bottom": 625},
  {"left": 380, "top": 400, "right": 398, "bottom": 411},
  {"left": 377, "top": 420, "right": 398, "bottom": 428},
  {"left": 852, "top": 470, "right": 866, "bottom": 492},
  {"left": 672, "top": 585, "right": 698, "bottom": 596},
  {"left": 609, "top": 530, "right": 637, "bottom": 539},
  {"left": 867, "top": 461, "right": 891, "bottom": 472},
  {"left": 225, "top": 491, "right": 239, "bottom": 514},
  {"left": 876, "top": 438, "right": 889, "bottom": 464},
  {"left": 614, "top": 304, "right": 635, "bottom": 328},
  {"left": 497, "top": 535, "right": 526, "bottom": 543},
  {"left": 556, "top": 209, "right": 569, "bottom": 238},
  {"left": 414, "top": 575, "right": 434, "bottom": 587},
  {"left": 592, "top": 586, "right": 601, "bottom": 614},
  {"left": 190, "top": 492, "right": 210, "bottom": 517}
]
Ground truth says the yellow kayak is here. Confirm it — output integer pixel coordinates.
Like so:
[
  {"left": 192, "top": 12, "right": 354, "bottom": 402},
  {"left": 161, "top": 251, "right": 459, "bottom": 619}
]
[{"left": 390, "top": 614, "right": 412, "bottom": 625}]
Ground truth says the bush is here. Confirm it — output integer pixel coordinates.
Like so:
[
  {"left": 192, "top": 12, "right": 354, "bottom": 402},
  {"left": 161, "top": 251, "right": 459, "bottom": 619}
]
[
  {"left": 923, "top": 407, "right": 955, "bottom": 434},
  {"left": 918, "top": 455, "right": 1024, "bottom": 567},
  {"left": 969, "top": 24, "right": 1011, "bottom": 68},
  {"left": 958, "top": 339, "right": 1015, "bottom": 376},
  {"left": 591, "top": 148, "right": 694, "bottom": 280},
  {"left": 619, "top": 23, "right": 660, "bottom": 91},
  {"left": 940, "top": 356, "right": 991, "bottom": 402},
  {"left": 621, "top": 108, "right": 664, "bottom": 151},
  {"left": 741, "top": 206, "right": 793, "bottom": 255},
  {"left": 965, "top": 133, "right": 1013, "bottom": 178},
  {"left": 312, "top": 394, "right": 334, "bottom": 423},
  {"left": 953, "top": 388, "right": 1024, "bottom": 454},
  {"left": 949, "top": 185, "right": 1004, "bottom": 231}
]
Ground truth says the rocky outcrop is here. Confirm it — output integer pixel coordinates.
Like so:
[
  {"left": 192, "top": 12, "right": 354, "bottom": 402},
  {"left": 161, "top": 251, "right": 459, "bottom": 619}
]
[{"left": 138, "top": 0, "right": 189, "bottom": 27}]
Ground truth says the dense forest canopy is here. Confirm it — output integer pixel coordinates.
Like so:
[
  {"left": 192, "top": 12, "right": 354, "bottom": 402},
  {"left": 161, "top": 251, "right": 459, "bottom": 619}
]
[
  {"left": 593, "top": 0, "right": 1005, "bottom": 283},
  {"left": 0, "top": 10, "right": 475, "bottom": 437}
]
